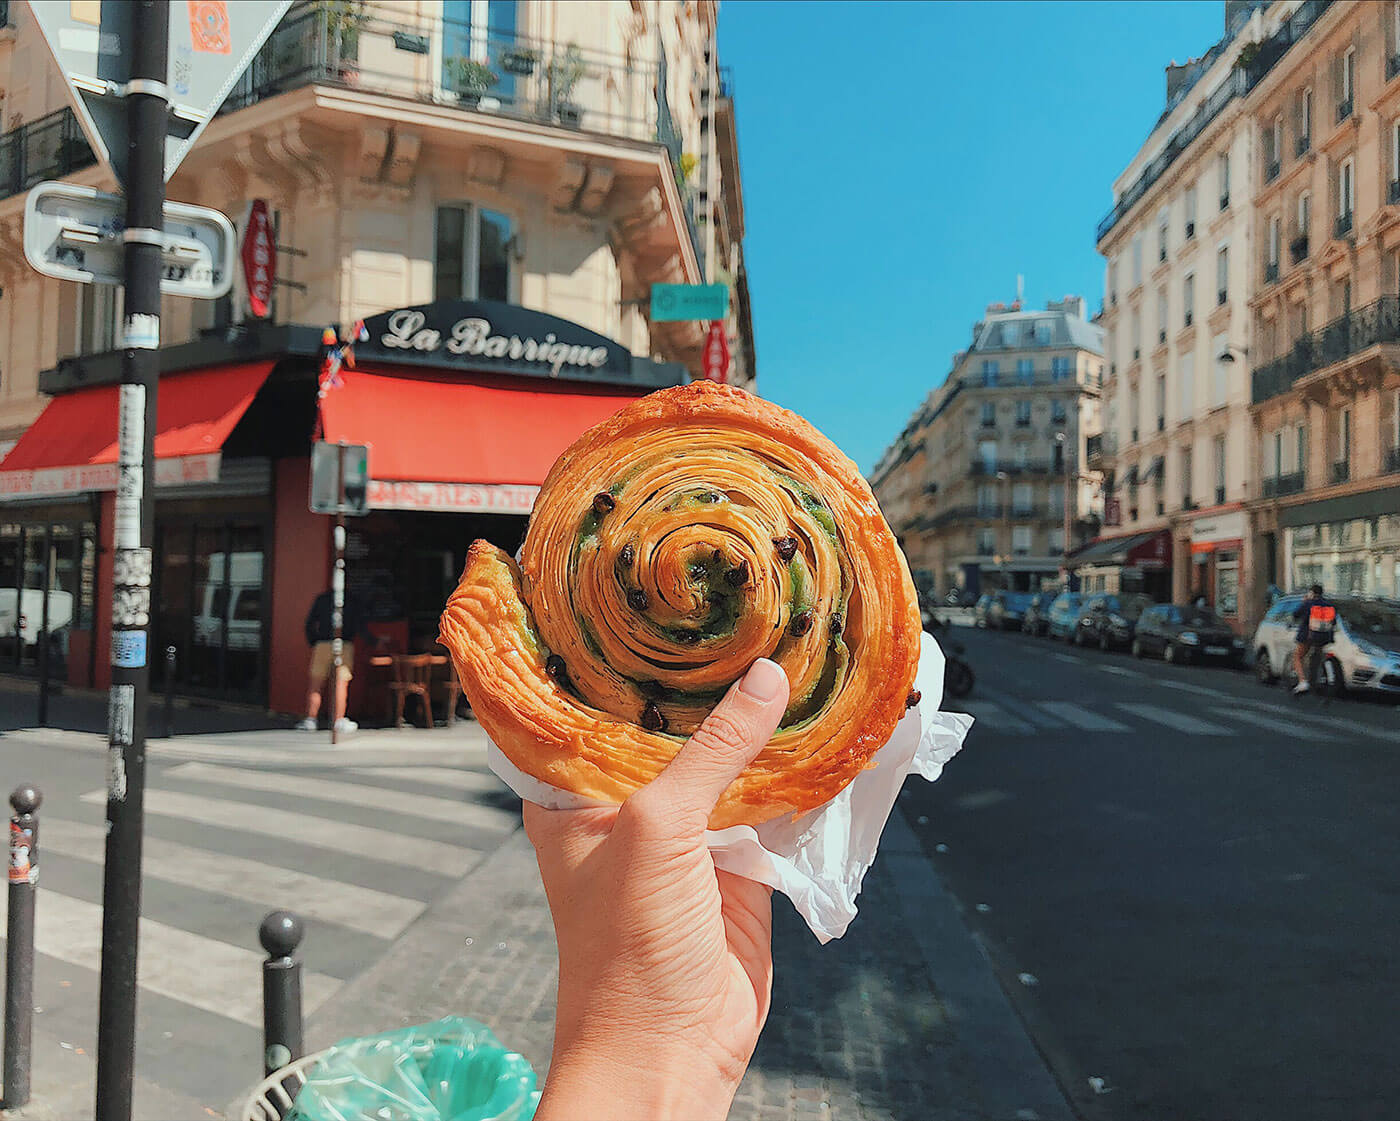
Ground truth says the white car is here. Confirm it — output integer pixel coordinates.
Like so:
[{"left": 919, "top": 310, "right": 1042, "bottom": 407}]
[{"left": 1252, "top": 595, "right": 1400, "bottom": 698}]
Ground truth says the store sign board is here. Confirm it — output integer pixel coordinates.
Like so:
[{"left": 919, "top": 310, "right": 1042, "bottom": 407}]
[
  {"left": 1190, "top": 510, "right": 1246, "bottom": 546},
  {"left": 0, "top": 453, "right": 221, "bottom": 498},
  {"left": 30, "top": 0, "right": 293, "bottom": 185},
  {"left": 650, "top": 283, "right": 729, "bottom": 322},
  {"left": 367, "top": 480, "right": 539, "bottom": 515},
  {"left": 703, "top": 320, "right": 730, "bottom": 383},
  {"left": 356, "top": 299, "right": 633, "bottom": 382},
  {"left": 240, "top": 199, "right": 275, "bottom": 318}
]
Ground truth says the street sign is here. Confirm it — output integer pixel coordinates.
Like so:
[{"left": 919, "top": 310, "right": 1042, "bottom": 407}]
[
  {"left": 651, "top": 282, "right": 729, "bottom": 322},
  {"left": 23, "top": 182, "right": 234, "bottom": 299},
  {"left": 703, "top": 320, "right": 730, "bottom": 383},
  {"left": 310, "top": 442, "right": 370, "bottom": 516},
  {"left": 30, "top": 0, "right": 293, "bottom": 186},
  {"left": 240, "top": 199, "right": 275, "bottom": 318}
]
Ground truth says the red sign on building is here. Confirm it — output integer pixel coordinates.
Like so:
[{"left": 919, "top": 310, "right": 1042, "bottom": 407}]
[
  {"left": 240, "top": 199, "right": 275, "bottom": 318},
  {"left": 703, "top": 320, "right": 730, "bottom": 383}
]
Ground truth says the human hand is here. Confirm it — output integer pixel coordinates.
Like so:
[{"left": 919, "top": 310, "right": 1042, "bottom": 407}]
[{"left": 525, "top": 658, "right": 791, "bottom": 1121}]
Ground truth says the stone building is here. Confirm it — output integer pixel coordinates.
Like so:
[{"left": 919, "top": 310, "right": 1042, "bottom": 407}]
[
  {"left": 0, "top": 0, "right": 752, "bottom": 717},
  {"left": 872, "top": 297, "right": 1105, "bottom": 599}
]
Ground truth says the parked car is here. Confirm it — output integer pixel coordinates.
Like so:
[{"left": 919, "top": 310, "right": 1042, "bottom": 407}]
[
  {"left": 1252, "top": 595, "right": 1400, "bottom": 697},
  {"left": 1067, "top": 593, "right": 1117, "bottom": 645},
  {"left": 987, "top": 590, "right": 1035, "bottom": 631},
  {"left": 1021, "top": 592, "right": 1052, "bottom": 637},
  {"left": 1080, "top": 594, "right": 1154, "bottom": 651},
  {"left": 973, "top": 594, "right": 994, "bottom": 628},
  {"left": 1044, "top": 592, "right": 1085, "bottom": 641},
  {"left": 1133, "top": 603, "right": 1244, "bottom": 665}
]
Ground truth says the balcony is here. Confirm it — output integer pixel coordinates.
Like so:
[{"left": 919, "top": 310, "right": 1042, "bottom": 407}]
[
  {"left": 1331, "top": 460, "right": 1350, "bottom": 485},
  {"left": 1252, "top": 295, "right": 1400, "bottom": 403},
  {"left": 1336, "top": 212, "right": 1354, "bottom": 238},
  {"left": 1390, "top": 180, "right": 1400, "bottom": 206},
  {"left": 1265, "top": 160, "right": 1281, "bottom": 183},
  {"left": 1264, "top": 261, "right": 1280, "bottom": 284},
  {"left": 1290, "top": 235, "right": 1309, "bottom": 264},
  {"left": 1336, "top": 98, "right": 1354, "bottom": 123},
  {"left": 1296, "top": 134, "right": 1311, "bottom": 157},
  {"left": 970, "top": 459, "right": 1064, "bottom": 478},
  {"left": 1095, "top": 0, "right": 1333, "bottom": 245},
  {"left": 1386, "top": 447, "right": 1400, "bottom": 474},
  {"left": 1261, "top": 471, "right": 1305, "bottom": 498},
  {"left": 0, "top": 107, "right": 96, "bottom": 201}
]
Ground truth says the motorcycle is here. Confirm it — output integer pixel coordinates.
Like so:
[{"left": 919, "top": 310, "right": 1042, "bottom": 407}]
[{"left": 921, "top": 609, "right": 975, "bottom": 699}]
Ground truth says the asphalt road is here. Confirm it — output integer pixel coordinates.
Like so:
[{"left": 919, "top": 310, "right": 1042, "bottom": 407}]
[{"left": 902, "top": 624, "right": 1400, "bottom": 1121}]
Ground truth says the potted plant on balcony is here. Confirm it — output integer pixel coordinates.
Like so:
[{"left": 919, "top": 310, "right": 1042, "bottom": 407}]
[
  {"left": 315, "top": 0, "right": 369, "bottom": 84},
  {"left": 549, "top": 44, "right": 588, "bottom": 127},
  {"left": 499, "top": 43, "right": 539, "bottom": 77},
  {"left": 448, "top": 57, "right": 499, "bottom": 107}
]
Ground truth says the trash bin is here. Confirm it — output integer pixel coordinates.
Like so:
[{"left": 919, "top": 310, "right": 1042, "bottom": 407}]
[{"left": 240, "top": 1017, "right": 539, "bottom": 1121}]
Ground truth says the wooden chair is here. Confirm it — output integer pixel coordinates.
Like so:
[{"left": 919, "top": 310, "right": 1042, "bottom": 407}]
[{"left": 388, "top": 654, "right": 434, "bottom": 729}]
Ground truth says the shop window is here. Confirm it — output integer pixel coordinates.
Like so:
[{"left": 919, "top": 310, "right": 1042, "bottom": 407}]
[
  {"left": 1216, "top": 552, "right": 1239, "bottom": 616},
  {"left": 434, "top": 204, "right": 514, "bottom": 303}
]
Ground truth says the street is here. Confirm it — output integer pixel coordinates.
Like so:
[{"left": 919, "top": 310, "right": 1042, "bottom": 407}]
[{"left": 904, "top": 623, "right": 1400, "bottom": 1121}]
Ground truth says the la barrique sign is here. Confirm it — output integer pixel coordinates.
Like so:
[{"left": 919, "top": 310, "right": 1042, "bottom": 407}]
[{"left": 357, "top": 299, "right": 632, "bottom": 382}]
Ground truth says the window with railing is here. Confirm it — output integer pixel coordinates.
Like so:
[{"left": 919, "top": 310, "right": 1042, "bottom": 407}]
[
  {"left": 982, "top": 360, "right": 1000, "bottom": 387},
  {"left": 1337, "top": 46, "right": 1355, "bottom": 122}
]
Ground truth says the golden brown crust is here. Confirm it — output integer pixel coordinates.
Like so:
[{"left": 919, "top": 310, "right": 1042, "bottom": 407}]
[{"left": 439, "top": 381, "right": 920, "bottom": 828}]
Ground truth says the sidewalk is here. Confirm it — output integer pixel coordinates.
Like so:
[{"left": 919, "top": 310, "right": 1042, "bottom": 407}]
[{"left": 298, "top": 774, "right": 1072, "bottom": 1121}]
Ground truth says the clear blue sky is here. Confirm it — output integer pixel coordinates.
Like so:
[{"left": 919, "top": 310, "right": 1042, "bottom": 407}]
[{"left": 719, "top": 0, "right": 1224, "bottom": 474}]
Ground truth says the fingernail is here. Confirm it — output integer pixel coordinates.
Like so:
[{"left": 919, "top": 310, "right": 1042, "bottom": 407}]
[{"left": 739, "top": 658, "right": 786, "bottom": 702}]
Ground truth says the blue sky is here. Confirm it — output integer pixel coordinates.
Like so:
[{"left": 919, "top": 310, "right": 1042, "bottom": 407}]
[{"left": 719, "top": 0, "right": 1224, "bottom": 473}]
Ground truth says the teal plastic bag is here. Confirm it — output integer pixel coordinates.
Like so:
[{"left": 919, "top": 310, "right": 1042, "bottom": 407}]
[{"left": 286, "top": 1016, "right": 540, "bottom": 1121}]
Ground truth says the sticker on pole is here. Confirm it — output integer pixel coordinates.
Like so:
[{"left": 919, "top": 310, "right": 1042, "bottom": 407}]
[
  {"left": 9, "top": 821, "right": 36, "bottom": 885},
  {"left": 111, "top": 629, "right": 147, "bottom": 669}
]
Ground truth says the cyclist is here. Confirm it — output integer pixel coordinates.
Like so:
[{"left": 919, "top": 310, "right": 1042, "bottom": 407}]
[{"left": 1291, "top": 582, "right": 1337, "bottom": 694}]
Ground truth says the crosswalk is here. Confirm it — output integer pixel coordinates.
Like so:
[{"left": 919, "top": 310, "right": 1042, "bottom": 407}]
[
  {"left": 953, "top": 695, "right": 1399, "bottom": 743},
  {"left": 0, "top": 750, "right": 521, "bottom": 1108}
]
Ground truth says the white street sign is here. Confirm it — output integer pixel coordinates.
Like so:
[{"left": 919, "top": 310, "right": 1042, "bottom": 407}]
[
  {"left": 29, "top": 0, "right": 293, "bottom": 186},
  {"left": 23, "top": 182, "right": 234, "bottom": 299}
]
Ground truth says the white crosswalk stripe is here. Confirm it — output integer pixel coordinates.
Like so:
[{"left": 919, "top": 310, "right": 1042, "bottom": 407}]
[
  {"left": 40, "top": 817, "right": 426, "bottom": 939},
  {"left": 1036, "top": 701, "right": 1131, "bottom": 733},
  {"left": 1097, "top": 665, "right": 1145, "bottom": 679},
  {"left": 0, "top": 890, "right": 340, "bottom": 1028},
  {"left": 167, "top": 761, "right": 515, "bottom": 831},
  {"left": 1115, "top": 703, "right": 1231, "bottom": 735},
  {"left": 80, "top": 787, "right": 480, "bottom": 875},
  {"left": 957, "top": 700, "right": 1036, "bottom": 734},
  {"left": 1213, "top": 707, "right": 1314, "bottom": 736},
  {"left": 351, "top": 765, "right": 503, "bottom": 795}
]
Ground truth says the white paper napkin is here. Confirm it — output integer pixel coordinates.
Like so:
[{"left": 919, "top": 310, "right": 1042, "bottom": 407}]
[{"left": 487, "top": 631, "right": 974, "bottom": 942}]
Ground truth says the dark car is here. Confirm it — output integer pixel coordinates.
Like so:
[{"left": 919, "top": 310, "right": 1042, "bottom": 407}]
[
  {"left": 1132, "top": 603, "right": 1244, "bottom": 665},
  {"left": 1045, "top": 592, "right": 1085, "bottom": 641},
  {"left": 987, "top": 590, "right": 1035, "bottom": 631},
  {"left": 1079, "top": 594, "right": 1154, "bottom": 651},
  {"left": 973, "top": 594, "right": 994, "bottom": 628},
  {"left": 1022, "top": 592, "right": 1053, "bottom": 636},
  {"left": 1068, "top": 593, "right": 1118, "bottom": 645}
]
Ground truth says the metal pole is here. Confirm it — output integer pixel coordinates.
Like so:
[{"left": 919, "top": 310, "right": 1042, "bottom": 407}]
[
  {"left": 4, "top": 785, "right": 41, "bottom": 1109},
  {"left": 330, "top": 444, "right": 345, "bottom": 745},
  {"left": 259, "top": 911, "right": 304, "bottom": 1075},
  {"left": 96, "top": 4, "right": 167, "bottom": 1117},
  {"left": 1064, "top": 445, "right": 1073, "bottom": 557},
  {"left": 36, "top": 526, "right": 51, "bottom": 728},
  {"left": 163, "top": 646, "right": 176, "bottom": 738}
]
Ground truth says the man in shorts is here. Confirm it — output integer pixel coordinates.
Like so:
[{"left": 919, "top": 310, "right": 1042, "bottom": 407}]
[
  {"left": 298, "top": 589, "right": 372, "bottom": 732},
  {"left": 1291, "top": 583, "right": 1336, "bottom": 694}
]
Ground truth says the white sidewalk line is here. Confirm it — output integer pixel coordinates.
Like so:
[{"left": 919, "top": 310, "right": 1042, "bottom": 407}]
[
  {"left": 1037, "top": 701, "right": 1131, "bottom": 733},
  {"left": 351, "top": 765, "right": 504, "bottom": 794},
  {"left": 1115, "top": 703, "right": 1231, "bottom": 735}
]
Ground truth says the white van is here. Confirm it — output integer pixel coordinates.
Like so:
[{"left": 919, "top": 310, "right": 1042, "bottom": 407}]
[
  {"left": 0, "top": 587, "right": 75, "bottom": 649},
  {"left": 193, "top": 552, "right": 264, "bottom": 651}
]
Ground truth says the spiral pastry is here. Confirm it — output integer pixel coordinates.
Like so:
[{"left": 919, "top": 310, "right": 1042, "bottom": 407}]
[{"left": 439, "top": 382, "right": 921, "bottom": 828}]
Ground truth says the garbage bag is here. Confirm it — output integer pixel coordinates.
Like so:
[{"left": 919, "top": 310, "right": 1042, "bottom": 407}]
[{"left": 286, "top": 1016, "right": 539, "bottom": 1121}]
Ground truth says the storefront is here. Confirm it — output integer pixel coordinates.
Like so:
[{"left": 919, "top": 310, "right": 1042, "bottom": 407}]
[
  {"left": 1277, "top": 484, "right": 1400, "bottom": 600},
  {"left": 1067, "top": 528, "right": 1172, "bottom": 601},
  {"left": 1183, "top": 509, "right": 1246, "bottom": 621},
  {"left": 0, "top": 299, "right": 687, "bottom": 718}
]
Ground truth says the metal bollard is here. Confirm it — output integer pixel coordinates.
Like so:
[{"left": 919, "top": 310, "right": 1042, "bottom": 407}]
[
  {"left": 163, "top": 646, "right": 177, "bottom": 738},
  {"left": 4, "top": 786, "right": 41, "bottom": 1109},
  {"left": 259, "top": 911, "right": 304, "bottom": 1077}
]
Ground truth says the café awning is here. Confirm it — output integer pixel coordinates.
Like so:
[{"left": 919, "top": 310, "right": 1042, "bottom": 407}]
[
  {"left": 1067, "top": 528, "right": 1172, "bottom": 570},
  {"left": 318, "top": 367, "right": 646, "bottom": 514},
  {"left": 0, "top": 361, "right": 274, "bottom": 498}
]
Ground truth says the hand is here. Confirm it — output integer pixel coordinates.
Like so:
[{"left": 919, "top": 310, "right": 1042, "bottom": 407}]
[{"left": 525, "top": 658, "right": 791, "bottom": 1121}]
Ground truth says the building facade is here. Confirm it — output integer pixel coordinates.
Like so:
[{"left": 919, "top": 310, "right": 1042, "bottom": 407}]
[
  {"left": 872, "top": 297, "right": 1105, "bottom": 598},
  {"left": 0, "top": 0, "right": 752, "bottom": 718},
  {"left": 1246, "top": 0, "right": 1400, "bottom": 606}
]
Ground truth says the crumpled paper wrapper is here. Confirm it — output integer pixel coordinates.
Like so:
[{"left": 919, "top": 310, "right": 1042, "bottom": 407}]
[{"left": 487, "top": 631, "right": 973, "bottom": 942}]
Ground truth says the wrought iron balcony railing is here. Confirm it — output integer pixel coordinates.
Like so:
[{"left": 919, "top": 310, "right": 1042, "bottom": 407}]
[
  {"left": 1331, "top": 460, "right": 1350, "bottom": 485},
  {"left": 1290, "top": 235, "right": 1309, "bottom": 264},
  {"left": 1295, "top": 134, "right": 1311, "bottom": 157},
  {"left": 1252, "top": 295, "right": 1400, "bottom": 403},
  {"left": 1265, "top": 160, "right": 1281, "bottom": 183},
  {"left": 1386, "top": 447, "right": 1400, "bottom": 474},
  {"left": 1261, "top": 471, "right": 1305, "bottom": 498},
  {"left": 1264, "top": 261, "right": 1280, "bottom": 283},
  {"left": 0, "top": 107, "right": 96, "bottom": 202},
  {"left": 1336, "top": 211, "right": 1354, "bottom": 238}
]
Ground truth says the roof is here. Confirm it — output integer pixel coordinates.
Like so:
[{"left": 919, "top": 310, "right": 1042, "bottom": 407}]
[{"left": 968, "top": 308, "right": 1104, "bottom": 355}]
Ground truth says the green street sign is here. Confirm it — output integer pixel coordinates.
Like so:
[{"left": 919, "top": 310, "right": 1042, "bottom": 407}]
[{"left": 650, "top": 283, "right": 729, "bottom": 322}]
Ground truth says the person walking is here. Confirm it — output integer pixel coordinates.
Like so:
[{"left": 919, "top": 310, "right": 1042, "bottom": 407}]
[
  {"left": 1291, "top": 582, "right": 1337, "bottom": 694},
  {"left": 298, "top": 589, "right": 373, "bottom": 733}
]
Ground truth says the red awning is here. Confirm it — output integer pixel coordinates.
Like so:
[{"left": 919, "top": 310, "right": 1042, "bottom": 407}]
[
  {"left": 319, "top": 367, "right": 645, "bottom": 514},
  {"left": 0, "top": 362, "right": 274, "bottom": 498}
]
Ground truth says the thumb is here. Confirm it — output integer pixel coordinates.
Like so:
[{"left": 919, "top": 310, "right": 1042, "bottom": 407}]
[{"left": 641, "top": 658, "right": 790, "bottom": 825}]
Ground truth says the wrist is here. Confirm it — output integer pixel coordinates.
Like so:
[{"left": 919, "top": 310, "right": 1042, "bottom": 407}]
[{"left": 538, "top": 1033, "right": 741, "bottom": 1121}]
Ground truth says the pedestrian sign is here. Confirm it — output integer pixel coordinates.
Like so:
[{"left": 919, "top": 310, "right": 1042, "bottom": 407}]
[
  {"left": 651, "top": 283, "right": 730, "bottom": 322},
  {"left": 310, "top": 442, "right": 371, "bottom": 516},
  {"left": 30, "top": 0, "right": 293, "bottom": 186}
]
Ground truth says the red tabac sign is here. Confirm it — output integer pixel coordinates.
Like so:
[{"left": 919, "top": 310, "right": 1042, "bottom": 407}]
[
  {"left": 240, "top": 199, "right": 275, "bottom": 318},
  {"left": 703, "top": 320, "right": 730, "bottom": 383}
]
